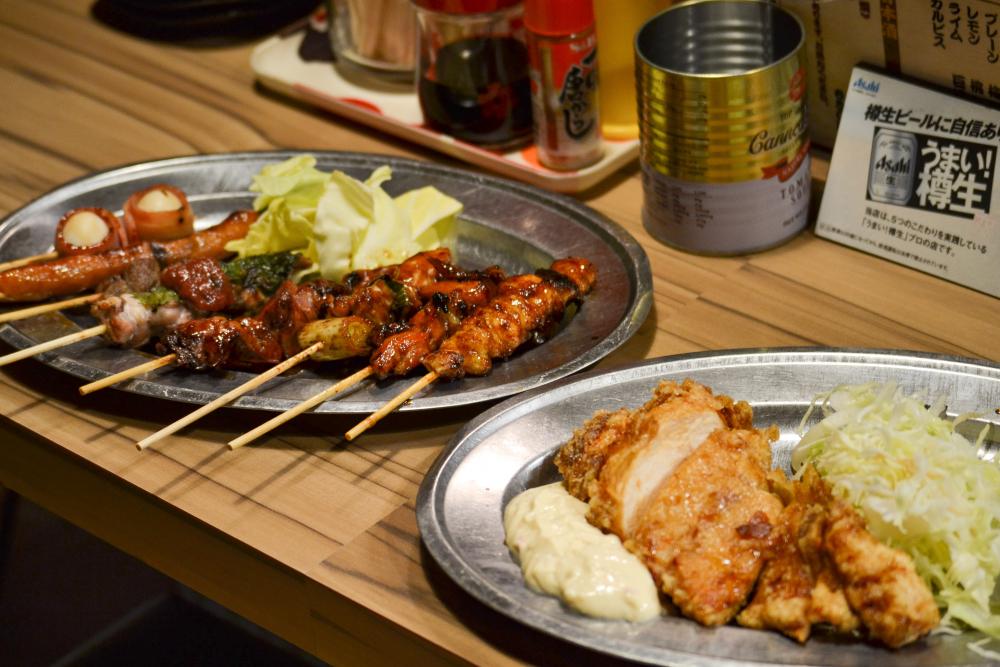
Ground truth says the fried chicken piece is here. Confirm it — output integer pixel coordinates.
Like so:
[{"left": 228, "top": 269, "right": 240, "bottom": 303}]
[
  {"left": 737, "top": 470, "right": 859, "bottom": 641},
  {"left": 738, "top": 467, "right": 939, "bottom": 647},
  {"left": 567, "top": 379, "right": 751, "bottom": 537},
  {"left": 554, "top": 407, "right": 631, "bottom": 502},
  {"left": 824, "top": 492, "right": 940, "bottom": 647},
  {"left": 628, "top": 426, "right": 785, "bottom": 626}
]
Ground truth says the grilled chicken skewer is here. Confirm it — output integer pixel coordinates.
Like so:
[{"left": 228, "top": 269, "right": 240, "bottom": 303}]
[
  {"left": 77, "top": 250, "right": 463, "bottom": 396},
  {"left": 345, "top": 257, "right": 597, "bottom": 440},
  {"left": 132, "top": 251, "right": 488, "bottom": 449},
  {"left": 228, "top": 273, "right": 505, "bottom": 450}
]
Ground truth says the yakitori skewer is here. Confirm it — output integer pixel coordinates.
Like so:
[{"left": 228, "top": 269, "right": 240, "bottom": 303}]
[
  {"left": 227, "top": 274, "right": 504, "bottom": 449},
  {"left": 136, "top": 342, "right": 324, "bottom": 451},
  {"left": 227, "top": 366, "right": 375, "bottom": 450},
  {"left": 79, "top": 353, "right": 178, "bottom": 396},
  {"left": 343, "top": 257, "right": 597, "bottom": 441},
  {"left": 345, "top": 371, "right": 439, "bottom": 441},
  {"left": 0, "top": 293, "right": 102, "bottom": 324},
  {"left": 0, "top": 324, "right": 107, "bottom": 368},
  {"left": 0, "top": 251, "right": 59, "bottom": 273}
]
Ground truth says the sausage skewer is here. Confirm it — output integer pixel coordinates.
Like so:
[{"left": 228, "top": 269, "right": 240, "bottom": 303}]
[
  {"left": 344, "top": 257, "right": 597, "bottom": 441},
  {"left": 0, "top": 210, "right": 257, "bottom": 302}
]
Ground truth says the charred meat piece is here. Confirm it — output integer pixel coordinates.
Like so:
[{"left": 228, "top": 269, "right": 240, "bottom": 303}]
[
  {"left": 369, "top": 280, "right": 499, "bottom": 378},
  {"left": 160, "top": 257, "right": 236, "bottom": 312}
]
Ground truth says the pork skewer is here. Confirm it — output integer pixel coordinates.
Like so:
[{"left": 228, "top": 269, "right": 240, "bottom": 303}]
[
  {"left": 227, "top": 274, "right": 505, "bottom": 449},
  {"left": 344, "top": 257, "right": 597, "bottom": 440}
]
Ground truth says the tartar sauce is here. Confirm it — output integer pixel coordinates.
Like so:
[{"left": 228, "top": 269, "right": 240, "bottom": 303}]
[{"left": 503, "top": 482, "right": 661, "bottom": 622}]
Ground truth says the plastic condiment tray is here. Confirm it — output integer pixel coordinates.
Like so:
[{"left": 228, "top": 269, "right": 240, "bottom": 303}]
[{"left": 250, "top": 15, "right": 640, "bottom": 193}]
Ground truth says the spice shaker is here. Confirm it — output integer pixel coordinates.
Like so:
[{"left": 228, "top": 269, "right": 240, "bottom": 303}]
[
  {"left": 523, "top": 0, "right": 602, "bottom": 170},
  {"left": 411, "top": 0, "right": 533, "bottom": 149}
]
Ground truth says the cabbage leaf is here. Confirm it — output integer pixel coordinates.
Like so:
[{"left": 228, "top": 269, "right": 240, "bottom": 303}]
[
  {"left": 225, "top": 156, "right": 461, "bottom": 280},
  {"left": 793, "top": 382, "right": 1000, "bottom": 637}
]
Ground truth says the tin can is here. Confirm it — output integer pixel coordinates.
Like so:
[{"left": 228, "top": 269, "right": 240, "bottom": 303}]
[
  {"left": 636, "top": 0, "right": 810, "bottom": 255},
  {"left": 868, "top": 128, "right": 918, "bottom": 205}
]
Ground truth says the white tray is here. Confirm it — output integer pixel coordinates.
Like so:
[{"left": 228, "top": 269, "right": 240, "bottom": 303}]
[{"left": 250, "top": 18, "right": 640, "bottom": 193}]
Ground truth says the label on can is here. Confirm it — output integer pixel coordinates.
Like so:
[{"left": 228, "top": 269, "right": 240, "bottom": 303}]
[
  {"left": 528, "top": 31, "right": 602, "bottom": 170},
  {"left": 642, "top": 144, "right": 811, "bottom": 254},
  {"left": 868, "top": 128, "right": 918, "bottom": 205}
]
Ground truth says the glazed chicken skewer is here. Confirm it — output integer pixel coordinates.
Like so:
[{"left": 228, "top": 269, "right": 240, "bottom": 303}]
[
  {"left": 135, "top": 251, "right": 501, "bottom": 449},
  {"left": 228, "top": 274, "right": 505, "bottom": 450},
  {"left": 345, "top": 257, "right": 597, "bottom": 441}
]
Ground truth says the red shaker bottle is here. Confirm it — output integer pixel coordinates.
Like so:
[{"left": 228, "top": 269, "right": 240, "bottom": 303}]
[{"left": 524, "top": 0, "right": 603, "bottom": 170}]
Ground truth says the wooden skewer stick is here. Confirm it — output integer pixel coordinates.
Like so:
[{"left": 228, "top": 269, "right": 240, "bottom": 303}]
[
  {"left": 0, "top": 324, "right": 106, "bottom": 367},
  {"left": 0, "top": 293, "right": 102, "bottom": 324},
  {"left": 79, "top": 353, "right": 178, "bottom": 396},
  {"left": 345, "top": 371, "right": 439, "bottom": 441},
  {"left": 136, "top": 342, "right": 324, "bottom": 451},
  {"left": 228, "top": 366, "right": 375, "bottom": 451},
  {"left": 0, "top": 251, "right": 59, "bottom": 273}
]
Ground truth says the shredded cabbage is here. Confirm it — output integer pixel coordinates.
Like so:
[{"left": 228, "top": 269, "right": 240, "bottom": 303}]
[
  {"left": 792, "top": 382, "right": 1000, "bottom": 638},
  {"left": 225, "top": 155, "right": 462, "bottom": 280}
]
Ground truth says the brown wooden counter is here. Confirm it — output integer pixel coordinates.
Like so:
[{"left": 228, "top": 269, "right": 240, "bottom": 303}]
[{"left": 1, "top": 2, "right": 997, "bottom": 665}]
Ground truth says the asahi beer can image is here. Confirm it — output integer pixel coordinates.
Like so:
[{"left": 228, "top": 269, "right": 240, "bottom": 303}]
[
  {"left": 636, "top": 0, "right": 810, "bottom": 255},
  {"left": 867, "top": 128, "right": 918, "bottom": 205}
]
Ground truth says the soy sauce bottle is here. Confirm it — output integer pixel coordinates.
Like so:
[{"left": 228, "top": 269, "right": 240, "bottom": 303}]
[{"left": 412, "top": 0, "right": 532, "bottom": 149}]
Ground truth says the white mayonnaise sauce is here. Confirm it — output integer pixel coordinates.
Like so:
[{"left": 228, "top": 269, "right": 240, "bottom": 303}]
[{"left": 503, "top": 482, "right": 661, "bottom": 622}]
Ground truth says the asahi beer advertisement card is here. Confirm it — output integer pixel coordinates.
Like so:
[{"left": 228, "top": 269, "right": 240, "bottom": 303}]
[{"left": 817, "top": 65, "right": 1000, "bottom": 298}]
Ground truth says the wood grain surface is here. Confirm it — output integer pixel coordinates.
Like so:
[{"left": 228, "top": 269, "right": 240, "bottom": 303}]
[{"left": 1, "top": 2, "right": 998, "bottom": 666}]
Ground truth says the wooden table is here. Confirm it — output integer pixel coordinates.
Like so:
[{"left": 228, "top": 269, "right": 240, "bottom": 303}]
[{"left": 1, "top": 3, "right": 997, "bottom": 665}]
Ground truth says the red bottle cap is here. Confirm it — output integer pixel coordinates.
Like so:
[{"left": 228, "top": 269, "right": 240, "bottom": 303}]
[
  {"left": 523, "top": 0, "right": 594, "bottom": 36},
  {"left": 412, "top": 0, "right": 521, "bottom": 13}
]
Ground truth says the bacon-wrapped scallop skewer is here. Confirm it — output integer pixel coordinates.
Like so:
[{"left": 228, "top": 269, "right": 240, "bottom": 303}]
[
  {"left": 344, "top": 257, "right": 597, "bottom": 440},
  {"left": 227, "top": 271, "right": 507, "bottom": 450},
  {"left": 0, "top": 183, "right": 195, "bottom": 274}
]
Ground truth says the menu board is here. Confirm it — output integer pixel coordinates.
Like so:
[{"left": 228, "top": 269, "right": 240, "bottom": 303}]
[{"left": 817, "top": 66, "right": 1000, "bottom": 298}]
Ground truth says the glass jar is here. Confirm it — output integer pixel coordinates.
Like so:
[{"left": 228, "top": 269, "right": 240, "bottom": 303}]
[
  {"left": 327, "top": 0, "right": 418, "bottom": 82},
  {"left": 412, "top": 0, "right": 532, "bottom": 149}
]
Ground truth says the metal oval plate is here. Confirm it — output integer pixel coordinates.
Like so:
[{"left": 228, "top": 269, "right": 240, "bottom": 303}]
[
  {"left": 417, "top": 348, "right": 1000, "bottom": 667},
  {"left": 0, "top": 151, "right": 651, "bottom": 412}
]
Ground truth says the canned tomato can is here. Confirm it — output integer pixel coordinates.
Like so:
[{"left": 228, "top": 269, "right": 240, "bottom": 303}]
[{"left": 636, "top": 0, "right": 810, "bottom": 255}]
